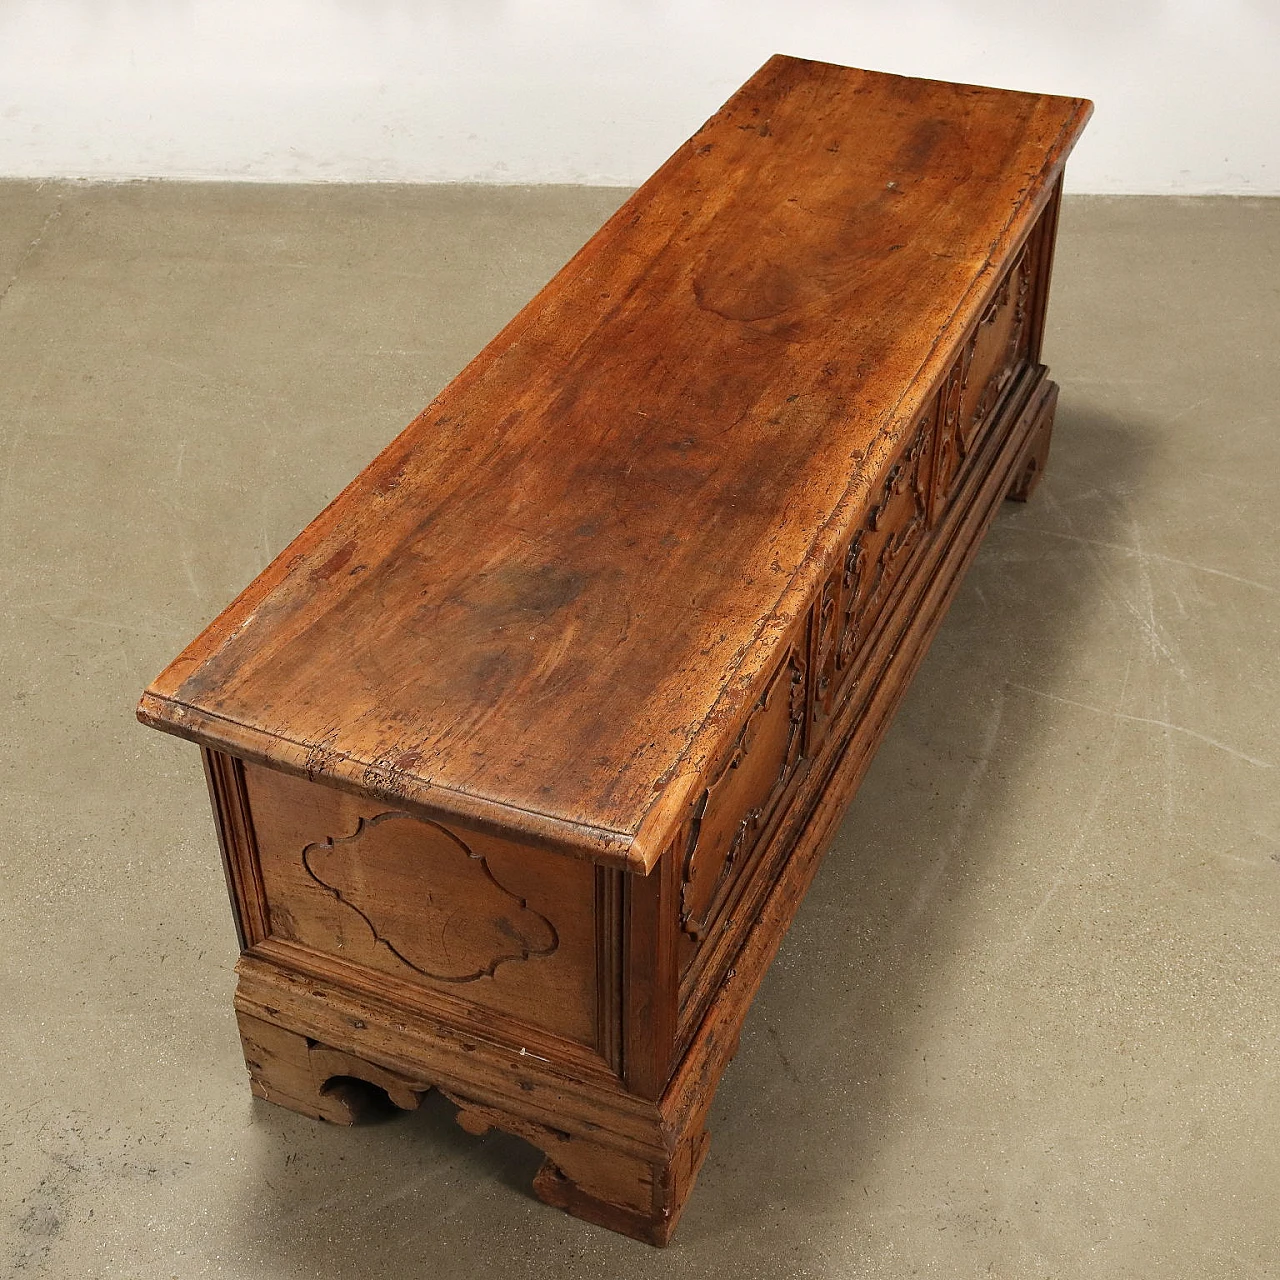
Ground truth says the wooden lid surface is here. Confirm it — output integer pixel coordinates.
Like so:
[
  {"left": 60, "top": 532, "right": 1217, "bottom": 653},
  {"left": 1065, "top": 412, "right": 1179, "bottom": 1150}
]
[{"left": 140, "top": 56, "right": 1091, "bottom": 871}]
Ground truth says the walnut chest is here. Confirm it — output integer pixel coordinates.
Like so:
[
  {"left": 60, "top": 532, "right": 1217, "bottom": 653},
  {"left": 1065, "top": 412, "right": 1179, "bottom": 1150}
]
[{"left": 139, "top": 56, "right": 1091, "bottom": 1244}]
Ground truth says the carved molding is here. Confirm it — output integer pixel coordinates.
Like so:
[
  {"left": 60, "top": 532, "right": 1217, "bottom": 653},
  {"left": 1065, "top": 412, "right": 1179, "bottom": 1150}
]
[
  {"left": 301, "top": 812, "right": 559, "bottom": 983},
  {"left": 932, "top": 335, "right": 974, "bottom": 511},
  {"left": 810, "top": 411, "right": 933, "bottom": 738},
  {"left": 969, "top": 244, "right": 1033, "bottom": 436},
  {"left": 810, "top": 235, "right": 1032, "bottom": 748},
  {"left": 934, "top": 240, "right": 1034, "bottom": 514},
  {"left": 846, "top": 417, "right": 931, "bottom": 661},
  {"left": 812, "top": 570, "right": 840, "bottom": 717}
]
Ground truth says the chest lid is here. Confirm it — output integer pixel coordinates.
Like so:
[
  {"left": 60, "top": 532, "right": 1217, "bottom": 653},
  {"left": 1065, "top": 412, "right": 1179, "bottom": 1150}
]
[{"left": 139, "top": 56, "right": 1091, "bottom": 873}]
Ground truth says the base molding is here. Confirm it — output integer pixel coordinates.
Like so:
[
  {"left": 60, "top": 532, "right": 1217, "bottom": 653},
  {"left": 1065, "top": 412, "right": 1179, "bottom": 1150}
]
[{"left": 236, "top": 1001, "right": 708, "bottom": 1245}]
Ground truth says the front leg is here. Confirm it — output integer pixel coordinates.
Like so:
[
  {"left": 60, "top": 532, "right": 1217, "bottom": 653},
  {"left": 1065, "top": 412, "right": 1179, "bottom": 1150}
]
[
  {"left": 237, "top": 1011, "right": 430, "bottom": 1123},
  {"left": 453, "top": 1096, "right": 709, "bottom": 1247}
]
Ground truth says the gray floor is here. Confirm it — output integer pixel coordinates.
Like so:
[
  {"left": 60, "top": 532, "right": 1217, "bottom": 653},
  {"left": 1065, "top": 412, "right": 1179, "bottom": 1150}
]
[{"left": 1, "top": 182, "right": 1276, "bottom": 1279}]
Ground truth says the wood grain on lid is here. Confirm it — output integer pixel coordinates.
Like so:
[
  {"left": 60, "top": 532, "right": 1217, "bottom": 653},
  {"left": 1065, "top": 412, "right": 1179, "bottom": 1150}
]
[{"left": 139, "top": 56, "right": 1092, "bottom": 871}]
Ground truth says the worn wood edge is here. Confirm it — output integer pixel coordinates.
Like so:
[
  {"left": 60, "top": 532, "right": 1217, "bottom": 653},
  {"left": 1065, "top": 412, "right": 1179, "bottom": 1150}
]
[
  {"left": 532, "top": 1163, "right": 673, "bottom": 1247},
  {"left": 658, "top": 372, "right": 1058, "bottom": 1142},
  {"left": 139, "top": 692, "right": 649, "bottom": 871},
  {"left": 531, "top": 1127, "right": 709, "bottom": 1248},
  {"left": 147, "top": 683, "right": 683, "bottom": 877},
  {"left": 628, "top": 770, "right": 702, "bottom": 874},
  {"left": 238, "top": 1011, "right": 431, "bottom": 1122}
]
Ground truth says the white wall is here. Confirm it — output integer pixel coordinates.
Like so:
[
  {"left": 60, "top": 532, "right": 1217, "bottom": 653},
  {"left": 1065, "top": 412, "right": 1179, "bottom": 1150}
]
[{"left": 1, "top": 1, "right": 1277, "bottom": 193}]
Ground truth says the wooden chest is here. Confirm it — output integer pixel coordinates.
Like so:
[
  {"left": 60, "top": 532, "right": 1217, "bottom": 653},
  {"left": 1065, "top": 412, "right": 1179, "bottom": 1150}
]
[{"left": 139, "top": 57, "right": 1091, "bottom": 1244}]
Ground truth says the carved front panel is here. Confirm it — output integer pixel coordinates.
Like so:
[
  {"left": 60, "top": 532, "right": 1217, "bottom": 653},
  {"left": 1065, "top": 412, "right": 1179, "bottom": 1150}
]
[
  {"left": 811, "top": 408, "right": 935, "bottom": 738},
  {"left": 676, "top": 217, "right": 1051, "bottom": 1010},
  {"left": 678, "top": 642, "right": 807, "bottom": 969},
  {"left": 932, "top": 237, "right": 1036, "bottom": 518},
  {"left": 243, "top": 763, "right": 601, "bottom": 1050}
]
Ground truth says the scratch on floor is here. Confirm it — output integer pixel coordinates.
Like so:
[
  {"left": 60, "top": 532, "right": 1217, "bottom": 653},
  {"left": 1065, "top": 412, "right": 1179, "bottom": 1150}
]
[
  {"left": 1016, "top": 654, "right": 1133, "bottom": 936},
  {"left": 36, "top": 610, "right": 168, "bottom": 639},
  {"left": 0, "top": 199, "right": 64, "bottom": 312},
  {"left": 766, "top": 1024, "right": 801, "bottom": 1084},
  {"left": 899, "top": 686, "right": 1007, "bottom": 931},
  {"left": 1127, "top": 515, "right": 1187, "bottom": 678},
  {"left": 1024, "top": 526, "right": 1276, "bottom": 595},
  {"left": 1009, "top": 682, "right": 1272, "bottom": 769},
  {"left": 1161, "top": 395, "right": 1210, "bottom": 427},
  {"left": 178, "top": 537, "right": 202, "bottom": 601}
]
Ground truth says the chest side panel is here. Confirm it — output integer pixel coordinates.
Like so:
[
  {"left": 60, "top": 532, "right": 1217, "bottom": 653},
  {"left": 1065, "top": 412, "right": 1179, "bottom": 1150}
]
[{"left": 237, "top": 762, "right": 615, "bottom": 1067}]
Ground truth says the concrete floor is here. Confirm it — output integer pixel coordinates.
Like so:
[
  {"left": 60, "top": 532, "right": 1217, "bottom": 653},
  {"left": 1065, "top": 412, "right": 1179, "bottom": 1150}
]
[{"left": 1, "top": 182, "right": 1276, "bottom": 1279}]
